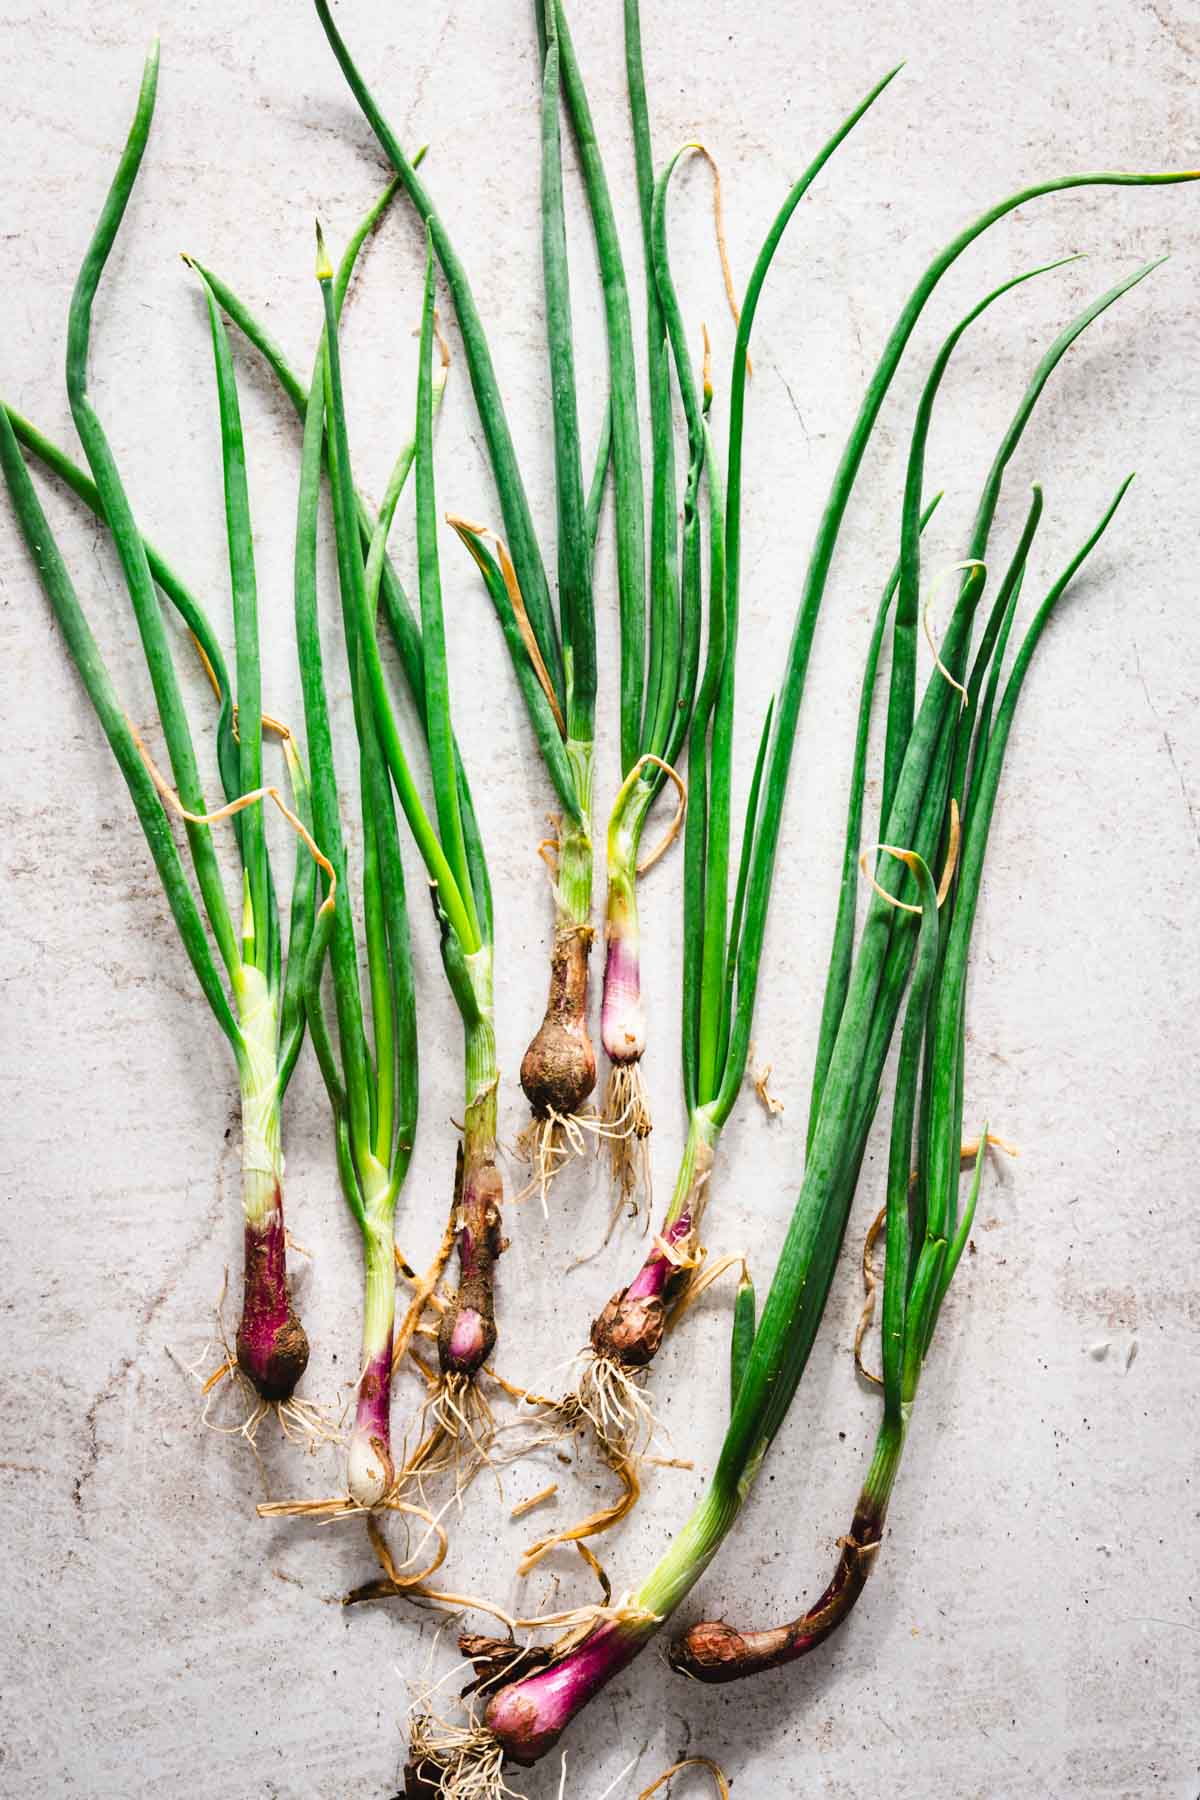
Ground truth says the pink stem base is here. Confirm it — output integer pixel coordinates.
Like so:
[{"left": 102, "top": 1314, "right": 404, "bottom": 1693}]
[
  {"left": 235, "top": 1198, "right": 309, "bottom": 1402},
  {"left": 485, "top": 1616, "right": 650, "bottom": 1765}
]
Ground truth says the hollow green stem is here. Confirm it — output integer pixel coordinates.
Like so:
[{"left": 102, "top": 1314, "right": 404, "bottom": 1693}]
[
  {"left": 0, "top": 404, "right": 239, "bottom": 1047},
  {"left": 195, "top": 269, "right": 270, "bottom": 973},
  {"left": 551, "top": 0, "right": 644, "bottom": 770},
  {"left": 318, "top": 244, "right": 479, "bottom": 956},
  {"left": 314, "top": 0, "right": 562, "bottom": 707},
  {"left": 557, "top": 739, "right": 594, "bottom": 931},
  {"left": 65, "top": 44, "right": 239, "bottom": 979},
  {"left": 540, "top": 7, "right": 595, "bottom": 741}
]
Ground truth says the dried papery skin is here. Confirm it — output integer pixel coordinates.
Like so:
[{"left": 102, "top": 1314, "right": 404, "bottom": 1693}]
[
  {"left": 439, "top": 1142, "right": 505, "bottom": 1377},
  {"left": 590, "top": 1285, "right": 666, "bottom": 1369},
  {"left": 518, "top": 1445, "right": 641, "bottom": 1576},
  {"left": 637, "top": 1758, "right": 730, "bottom": 1800},
  {"left": 458, "top": 1633, "right": 556, "bottom": 1701},
  {"left": 520, "top": 925, "right": 596, "bottom": 1118}
]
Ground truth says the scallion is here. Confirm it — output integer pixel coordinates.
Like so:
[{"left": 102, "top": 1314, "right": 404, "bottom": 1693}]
[
  {"left": 0, "top": 47, "right": 323, "bottom": 1410},
  {"left": 425, "top": 116, "right": 1196, "bottom": 1787},
  {"left": 316, "top": 226, "right": 504, "bottom": 1454}
]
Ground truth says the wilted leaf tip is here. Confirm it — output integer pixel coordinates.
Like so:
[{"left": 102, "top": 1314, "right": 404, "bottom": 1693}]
[{"left": 314, "top": 219, "right": 334, "bottom": 283}]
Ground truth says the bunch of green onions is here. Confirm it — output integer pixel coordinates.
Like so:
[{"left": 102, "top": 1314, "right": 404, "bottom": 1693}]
[
  {"left": 594, "top": 0, "right": 715, "bottom": 1192},
  {"left": 0, "top": 46, "right": 323, "bottom": 1414},
  {"left": 404, "top": 92, "right": 1196, "bottom": 1789},
  {"left": 315, "top": 0, "right": 737, "bottom": 1213},
  {"left": 316, "top": 0, "right": 608, "bottom": 1170},
  {"left": 665, "top": 464, "right": 1132, "bottom": 1684},
  {"left": 7, "top": 21, "right": 1197, "bottom": 1800},
  {"left": 187, "top": 167, "right": 508, "bottom": 1487}
]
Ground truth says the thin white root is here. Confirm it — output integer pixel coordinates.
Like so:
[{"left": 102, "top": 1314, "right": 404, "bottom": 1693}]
[
  {"left": 568, "top": 1348, "right": 660, "bottom": 1463},
  {"left": 596, "top": 1760, "right": 642, "bottom": 1800},
  {"left": 407, "top": 1703, "right": 525, "bottom": 1800},
  {"left": 390, "top": 1372, "right": 498, "bottom": 1507},
  {"left": 397, "top": 1360, "right": 576, "bottom": 1500},
  {"left": 516, "top": 1104, "right": 637, "bottom": 1218},
  {"left": 515, "top": 1112, "right": 585, "bottom": 1213},
  {"left": 429, "top": 1373, "right": 497, "bottom": 1466},
  {"left": 601, "top": 1063, "right": 653, "bottom": 1234}
]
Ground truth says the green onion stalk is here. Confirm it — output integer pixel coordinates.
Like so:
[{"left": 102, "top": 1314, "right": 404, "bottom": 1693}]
[
  {"left": 667, "top": 244, "right": 1171, "bottom": 1675},
  {"left": 316, "top": 225, "right": 503, "bottom": 1446},
  {"left": 577, "top": 67, "right": 907, "bottom": 1447},
  {"left": 585, "top": 190, "right": 1178, "bottom": 1417},
  {"left": 315, "top": 0, "right": 610, "bottom": 1159},
  {"left": 413, "top": 118, "right": 1196, "bottom": 1787},
  {"left": 0, "top": 47, "right": 331, "bottom": 1409},
  {"left": 594, "top": 0, "right": 707, "bottom": 1195},
  {"left": 283, "top": 210, "right": 437, "bottom": 1508}
]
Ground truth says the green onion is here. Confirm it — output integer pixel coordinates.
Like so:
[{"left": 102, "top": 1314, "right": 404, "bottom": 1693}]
[
  {"left": 315, "top": 224, "right": 502, "bottom": 1425},
  {"left": 513, "top": 1, "right": 601, "bottom": 1135},
  {"left": 579, "top": 63, "right": 902, "bottom": 1441},
  {"left": 671, "top": 471, "right": 1135, "bottom": 1679},
  {"left": 1, "top": 45, "right": 323, "bottom": 1406},
  {"left": 186, "top": 206, "right": 494, "bottom": 949},
  {"left": 598, "top": 6, "right": 731, "bottom": 1186},
  {"left": 468, "top": 131, "right": 1196, "bottom": 1780},
  {"left": 278, "top": 217, "right": 424, "bottom": 1507}
]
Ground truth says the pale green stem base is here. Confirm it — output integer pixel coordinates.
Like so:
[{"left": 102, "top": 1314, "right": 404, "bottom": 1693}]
[
  {"left": 556, "top": 738, "right": 594, "bottom": 930},
  {"left": 235, "top": 962, "right": 283, "bottom": 1225}
]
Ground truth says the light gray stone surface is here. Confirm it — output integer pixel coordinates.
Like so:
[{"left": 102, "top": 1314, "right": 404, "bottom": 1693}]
[{"left": 1, "top": 2, "right": 1197, "bottom": 1796}]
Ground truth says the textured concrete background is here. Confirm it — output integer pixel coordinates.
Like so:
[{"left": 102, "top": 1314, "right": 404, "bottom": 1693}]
[{"left": 1, "top": 2, "right": 1198, "bottom": 1796}]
